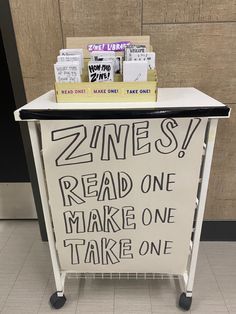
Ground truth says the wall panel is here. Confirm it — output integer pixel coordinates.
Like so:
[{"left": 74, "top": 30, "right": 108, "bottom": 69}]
[
  {"left": 59, "top": 0, "right": 142, "bottom": 44},
  {"left": 143, "top": 22, "right": 236, "bottom": 103},
  {"left": 205, "top": 104, "right": 236, "bottom": 219},
  {"left": 9, "top": 0, "right": 63, "bottom": 101},
  {"left": 143, "top": 0, "right": 236, "bottom": 24}
]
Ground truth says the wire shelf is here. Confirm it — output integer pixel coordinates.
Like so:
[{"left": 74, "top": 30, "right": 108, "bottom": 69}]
[{"left": 66, "top": 272, "right": 180, "bottom": 280}]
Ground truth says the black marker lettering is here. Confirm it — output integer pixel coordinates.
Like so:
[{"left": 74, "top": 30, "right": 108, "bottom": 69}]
[
  {"left": 133, "top": 121, "right": 151, "bottom": 155},
  {"left": 101, "top": 124, "right": 129, "bottom": 160},
  {"left": 155, "top": 119, "right": 178, "bottom": 154},
  {"left": 103, "top": 206, "right": 121, "bottom": 233},
  {"left": 84, "top": 240, "right": 100, "bottom": 264},
  {"left": 101, "top": 238, "right": 119, "bottom": 265},
  {"left": 59, "top": 176, "right": 85, "bottom": 206},
  {"left": 87, "top": 209, "right": 103, "bottom": 232},
  {"left": 119, "top": 239, "right": 133, "bottom": 259},
  {"left": 142, "top": 208, "right": 152, "bottom": 226},
  {"left": 164, "top": 240, "right": 173, "bottom": 254},
  {"left": 139, "top": 241, "right": 149, "bottom": 256},
  {"left": 52, "top": 125, "right": 92, "bottom": 166},
  {"left": 64, "top": 239, "right": 85, "bottom": 264},
  {"left": 122, "top": 206, "right": 136, "bottom": 229},
  {"left": 98, "top": 171, "right": 117, "bottom": 201},
  {"left": 81, "top": 173, "right": 98, "bottom": 198},
  {"left": 63, "top": 211, "right": 85, "bottom": 233},
  {"left": 166, "top": 173, "right": 176, "bottom": 191},
  {"left": 90, "top": 125, "right": 101, "bottom": 148},
  {"left": 118, "top": 172, "right": 133, "bottom": 198},
  {"left": 141, "top": 175, "right": 151, "bottom": 193}
]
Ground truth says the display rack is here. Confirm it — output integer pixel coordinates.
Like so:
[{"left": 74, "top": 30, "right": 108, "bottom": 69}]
[{"left": 55, "top": 36, "right": 157, "bottom": 103}]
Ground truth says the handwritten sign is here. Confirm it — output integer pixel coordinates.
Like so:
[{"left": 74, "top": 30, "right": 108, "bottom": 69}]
[{"left": 41, "top": 118, "right": 206, "bottom": 274}]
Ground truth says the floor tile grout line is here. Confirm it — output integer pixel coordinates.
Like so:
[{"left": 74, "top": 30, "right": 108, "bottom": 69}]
[
  {"left": 114, "top": 279, "right": 151, "bottom": 312},
  {"left": 0, "top": 222, "right": 32, "bottom": 311},
  {"left": 113, "top": 279, "right": 115, "bottom": 314},
  {"left": 0, "top": 230, "right": 40, "bottom": 312},
  {"left": 114, "top": 279, "right": 118, "bottom": 313},
  {"left": 0, "top": 222, "right": 18, "bottom": 256},
  {"left": 72, "top": 277, "right": 80, "bottom": 314},
  {"left": 36, "top": 269, "right": 54, "bottom": 314},
  {"left": 148, "top": 278, "right": 155, "bottom": 314},
  {"left": 204, "top": 245, "right": 230, "bottom": 314},
  {"left": 77, "top": 277, "right": 87, "bottom": 313}
]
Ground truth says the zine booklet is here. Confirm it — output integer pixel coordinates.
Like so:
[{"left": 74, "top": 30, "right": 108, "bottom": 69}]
[
  {"left": 88, "top": 60, "right": 114, "bottom": 82},
  {"left": 123, "top": 61, "right": 148, "bottom": 82},
  {"left": 54, "top": 43, "right": 156, "bottom": 84},
  {"left": 54, "top": 62, "right": 81, "bottom": 83}
]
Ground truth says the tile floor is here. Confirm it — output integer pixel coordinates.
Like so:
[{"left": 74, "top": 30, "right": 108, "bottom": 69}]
[{"left": 0, "top": 220, "right": 235, "bottom": 314}]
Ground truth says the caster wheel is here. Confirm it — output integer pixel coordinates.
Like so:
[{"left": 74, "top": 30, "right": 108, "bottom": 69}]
[
  {"left": 179, "top": 292, "right": 192, "bottom": 311},
  {"left": 50, "top": 292, "right": 66, "bottom": 309}
]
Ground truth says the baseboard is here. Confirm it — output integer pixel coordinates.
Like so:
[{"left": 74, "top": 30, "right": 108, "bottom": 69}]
[
  {"left": 0, "top": 182, "right": 37, "bottom": 219},
  {"left": 201, "top": 221, "right": 236, "bottom": 241}
]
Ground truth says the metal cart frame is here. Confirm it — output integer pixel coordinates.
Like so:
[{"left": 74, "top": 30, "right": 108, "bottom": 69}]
[{"left": 15, "top": 88, "right": 230, "bottom": 310}]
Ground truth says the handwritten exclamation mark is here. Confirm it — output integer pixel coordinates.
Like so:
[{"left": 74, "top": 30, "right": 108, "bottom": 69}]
[{"left": 178, "top": 118, "right": 201, "bottom": 158}]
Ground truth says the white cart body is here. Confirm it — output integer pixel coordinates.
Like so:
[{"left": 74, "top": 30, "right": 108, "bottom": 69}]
[{"left": 14, "top": 87, "right": 230, "bottom": 309}]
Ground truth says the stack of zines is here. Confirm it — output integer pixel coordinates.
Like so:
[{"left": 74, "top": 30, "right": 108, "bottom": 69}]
[{"left": 54, "top": 44, "right": 156, "bottom": 84}]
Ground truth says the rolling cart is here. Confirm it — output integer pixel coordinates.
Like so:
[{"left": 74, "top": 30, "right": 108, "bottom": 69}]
[{"left": 14, "top": 87, "right": 230, "bottom": 310}]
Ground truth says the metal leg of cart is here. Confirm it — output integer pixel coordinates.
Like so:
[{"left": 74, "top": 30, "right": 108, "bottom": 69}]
[
  {"left": 28, "top": 122, "right": 67, "bottom": 309},
  {"left": 179, "top": 119, "right": 218, "bottom": 311}
]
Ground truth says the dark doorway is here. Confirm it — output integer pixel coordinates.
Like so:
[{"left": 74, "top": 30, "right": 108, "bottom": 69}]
[
  {"left": 0, "top": 0, "right": 47, "bottom": 240},
  {"left": 0, "top": 30, "right": 29, "bottom": 182}
]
